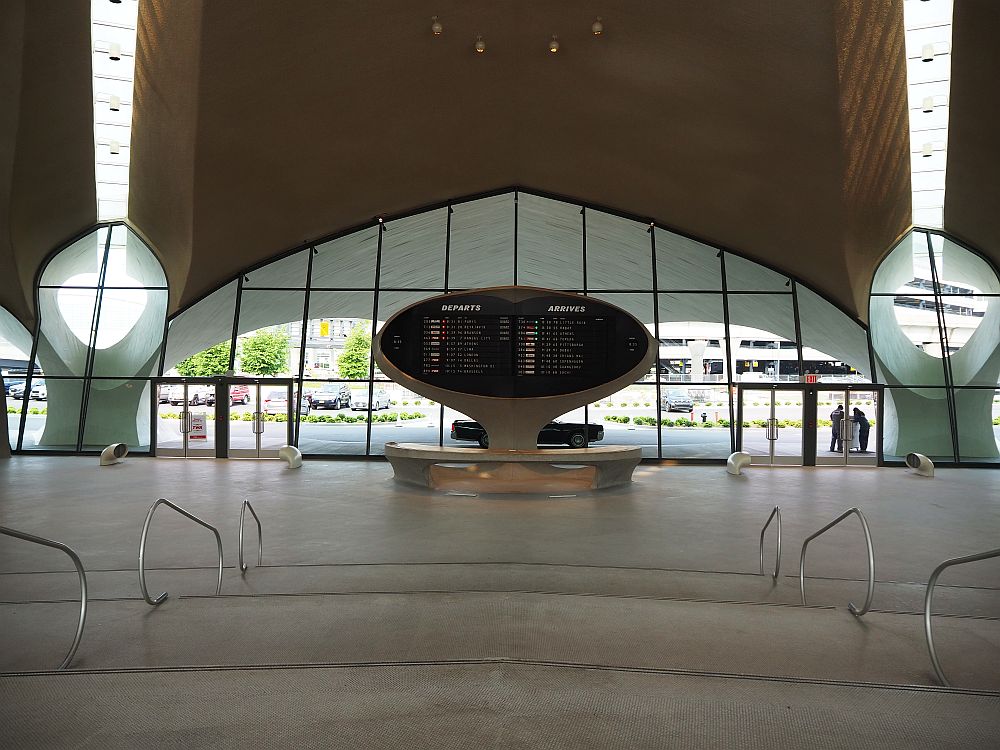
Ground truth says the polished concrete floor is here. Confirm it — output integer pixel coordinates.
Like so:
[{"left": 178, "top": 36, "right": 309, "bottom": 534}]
[{"left": 1, "top": 457, "right": 998, "bottom": 748}]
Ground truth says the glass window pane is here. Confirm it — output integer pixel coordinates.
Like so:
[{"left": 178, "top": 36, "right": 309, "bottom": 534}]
[
  {"left": 235, "top": 290, "right": 306, "bottom": 378},
  {"left": 83, "top": 379, "right": 152, "bottom": 451},
  {"left": 163, "top": 281, "right": 238, "bottom": 373},
  {"left": 955, "top": 389, "right": 1000, "bottom": 463},
  {"left": 19, "top": 378, "right": 85, "bottom": 451},
  {"left": 934, "top": 236, "right": 1000, "bottom": 295},
  {"left": 449, "top": 194, "right": 514, "bottom": 289},
  {"left": 728, "top": 294, "right": 800, "bottom": 382},
  {"left": 659, "top": 383, "right": 732, "bottom": 458},
  {"left": 517, "top": 193, "right": 583, "bottom": 289},
  {"left": 882, "top": 387, "right": 954, "bottom": 462},
  {"left": 724, "top": 253, "right": 790, "bottom": 291},
  {"left": 938, "top": 296, "right": 998, "bottom": 383},
  {"left": 91, "top": 289, "right": 168, "bottom": 377},
  {"left": 872, "top": 232, "right": 933, "bottom": 294},
  {"left": 39, "top": 229, "right": 107, "bottom": 286},
  {"left": 655, "top": 228, "right": 722, "bottom": 291},
  {"left": 379, "top": 209, "right": 448, "bottom": 289},
  {"left": 870, "top": 295, "right": 948, "bottom": 385},
  {"left": 586, "top": 210, "right": 651, "bottom": 290},
  {"left": 311, "top": 227, "right": 379, "bottom": 288},
  {"left": 36, "top": 288, "right": 94, "bottom": 376},
  {"left": 243, "top": 249, "right": 309, "bottom": 288},
  {"left": 797, "top": 286, "right": 871, "bottom": 382},
  {"left": 307, "top": 292, "right": 375, "bottom": 380},
  {"left": 593, "top": 383, "right": 659, "bottom": 458},
  {"left": 368, "top": 378, "right": 438, "bottom": 455},
  {"left": 657, "top": 294, "right": 727, "bottom": 383}
]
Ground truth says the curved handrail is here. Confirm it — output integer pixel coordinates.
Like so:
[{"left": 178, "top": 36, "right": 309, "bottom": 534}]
[
  {"left": 758, "top": 506, "right": 781, "bottom": 579},
  {"left": 0, "top": 525, "right": 88, "bottom": 670},
  {"left": 799, "top": 507, "right": 875, "bottom": 616},
  {"left": 238, "top": 499, "right": 262, "bottom": 573},
  {"left": 924, "top": 546, "right": 1000, "bottom": 687},
  {"left": 138, "top": 498, "right": 223, "bottom": 605}
]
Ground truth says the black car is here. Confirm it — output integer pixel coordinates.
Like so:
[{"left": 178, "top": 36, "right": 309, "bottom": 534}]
[
  {"left": 310, "top": 385, "right": 352, "bottom": 410},
  {"left": 450, "top": 420, "right": 604, "bottom": 449}
]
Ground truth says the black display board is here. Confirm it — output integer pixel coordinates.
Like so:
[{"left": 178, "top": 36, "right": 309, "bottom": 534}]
[{"left": 380, "top": 292, "right": 649, "bottom": 398}]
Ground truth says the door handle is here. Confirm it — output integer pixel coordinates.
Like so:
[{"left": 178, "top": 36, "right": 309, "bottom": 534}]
[{"left": 179, "top": 410, "right": 191, "bottom": 434}]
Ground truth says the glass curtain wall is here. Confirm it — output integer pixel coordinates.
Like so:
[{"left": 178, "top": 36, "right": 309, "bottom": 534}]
[
  {"left": 20, "top": 224, "right": 168, "bottom": 451},
  {"left": 19, "top": 191, "right": 883, "bottom": 460},
  {"left": 870, "top": 229, "right": 1000, "bottom": 463}
]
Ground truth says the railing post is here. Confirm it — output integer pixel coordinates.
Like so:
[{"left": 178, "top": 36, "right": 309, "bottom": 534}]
[
  {"left": 924, "top": 546, "right": 1000, "bottom": 687},
  {"left": 239, "top": 499, "right": 263, "bottom": 573},
  {"left": 138, "top": 498, "right": 224, "bottom": 605},
  {"left": 758, "top": 506, "right": 781, "bottom": 579},
  {"left": 799, "top": 507, "right": 875, "bottom": 616},
  {"left": 1, "top": 525, "right": 88, "bottom": 670}
]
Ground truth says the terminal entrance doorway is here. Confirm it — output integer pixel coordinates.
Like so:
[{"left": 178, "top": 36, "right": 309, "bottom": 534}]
[
  {"left": 152, "top": 379, "right": 216, "bottom": 458},
  {"left": 735, "top": 385, "right": 805, "bottom": 465},
  {"left": 227, "top": 380, "right": 295, "bottom": 459},
  {"left": 814, "top": 386, "right": 881, "bottom": 466}
]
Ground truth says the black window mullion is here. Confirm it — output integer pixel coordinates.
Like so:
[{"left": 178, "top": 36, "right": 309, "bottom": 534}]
[
  {"left": 293, "top": 246, "right": 316, "bottom": 446},
  {"left": 76, "top": 226, "right": 114, "bottom": 452},
  {"left": 719, "top": 251, "right": 736, "bottom": 452},
  {"left": 925, "top": 232, "right": 961, "bottom": 461},
  {"left": 649, "top": 223, "right": 662, "bottom": 459},
  {"left": 365, "top": 220, "right": 385, "bottom": 455}
]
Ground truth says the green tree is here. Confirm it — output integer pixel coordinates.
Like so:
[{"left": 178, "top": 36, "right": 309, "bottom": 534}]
[
  {"left": 174, "top": 342, "right": 231, "bottom": 377},
  {"left": 239, "top": 329, "right": 291, "bottom": 376},
  {"left": 337, "top": 322, "right": 371, "bottom": 379}
]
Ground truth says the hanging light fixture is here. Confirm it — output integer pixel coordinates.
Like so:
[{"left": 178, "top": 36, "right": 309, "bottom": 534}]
[
  {"left": 431, "top": 16, "right": 442, "bottom": 35},
  {"left": 592, "top": 17, "right": 604, "bottom": 35},
  {"left": 921, "top": 142, "right": 934, "bottom": 158},
  {"left": 109, "top": 94, "right": 121, "bottom": 112},
  {"left": 922, "top": 96, "right": 935, "bottom": 113},
  {"left": 474, "top": 35, "right": 486, "bottom": 53},
  {"left": 108, "top": 42, "right": 121, "bottom": 61},
  {"left": 921, "top": 43, "right": 935, "bottom": 62},
  {"left": 109, "top": 140, "right": 121, "bottom": 155},
  {"left": 548, "top": 35, "right": 560, "bottom": 53}
]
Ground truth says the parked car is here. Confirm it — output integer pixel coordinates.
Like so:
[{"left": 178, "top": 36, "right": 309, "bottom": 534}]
[
  {"left": 207, "top": 384, "right": 250, "bottom": 406},
  {"left": 9, "top": 382, "right": 27, "bottom": 400},
  {"left": 351, "top": 388, "right": 390, "bottom": 411},
  {"left": 262, "top": 388, "right": 310, "bottom": 416},
  {"left": 4, "top": 378, "right": 25, "bottom": 396},
  {"left": 4, "top": 379, "right": 25, "bottom": 397},
  {"left": 29, "top": 382, "right": 47, "bottom": 401},
  {"left": 661, "top": 389, "right": 694, "bottom": 412},
  {"left": 166, "top": 383, "right": 213, "bottom": 406},
  {"left": 450, "top": 420, "right": 604, "bottom": 449},
  {"left": 310, "top": 384, "right": 352, "bottom": 410}
]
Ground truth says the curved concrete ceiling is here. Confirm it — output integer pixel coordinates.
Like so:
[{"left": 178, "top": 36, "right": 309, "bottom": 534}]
[
  {"left": 0, "top": 1, "right": 96, "bottom": 326},
  {"left": 127, "top": 0, "right": 912, "bottom": 321},
  {"left": 944, "top": 0, "right": 1000, "bottom": 271}
]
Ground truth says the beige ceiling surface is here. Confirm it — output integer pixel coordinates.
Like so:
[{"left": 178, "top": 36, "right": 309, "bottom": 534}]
[
  {"left": 128, "top": 0, "right": 912, "bottom": 321},
  {"left": 944, "top": 0, "right": 1000, "bottom": 268},
  {"left": 0, "top": 1, "right": 96, "bottom": 326}
]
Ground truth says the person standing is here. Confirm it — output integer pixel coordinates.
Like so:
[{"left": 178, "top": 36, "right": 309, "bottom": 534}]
[
  {"left": 853, "top": 407, "right": 871, "bottom": 452},
  {"left": 829, "top": 404, "right": 844, "bottom": 452}
]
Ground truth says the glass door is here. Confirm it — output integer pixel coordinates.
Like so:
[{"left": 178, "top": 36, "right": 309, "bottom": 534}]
[
  {"left": 153, "top": 380, "right": 216, "bottom": 458},
  {"left": 815, "top": 388, "right": 879, "bottom": 466},
  {"left": 738, "top": 387, "right": 804, "bottom": 466},
  {"left": 229, "top": 380, "right": 294, "bottom": 458}
]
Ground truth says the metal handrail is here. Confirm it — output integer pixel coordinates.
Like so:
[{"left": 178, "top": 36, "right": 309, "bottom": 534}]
[
  {"left": 924, "top": 546, "right": 1000, "bottom": 687},
  {"left": 0, "top": 525, "right": 88, "bottom": 670},
  {"left": 238, "top": 499, "right": 262, "bottom": 573},
  {"left": 758, "top": 506, "right": 781, "bottom": 579},
  {"left": 799, "top": 507, "right": 875, "bottom": 616},
  {"left": 138, "top": 498, "right": 223, "bottom": 605}
]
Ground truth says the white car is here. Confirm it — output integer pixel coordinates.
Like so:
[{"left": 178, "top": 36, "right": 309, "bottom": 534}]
[
  {"left": 166, "top": 383, "right": 213, "bottom": 406},
  {"left": 351, "top": 388, "right": 390, "bottom": 410},
  {"left": 30, "top": 382, "right": 47, "bottom": 400}
]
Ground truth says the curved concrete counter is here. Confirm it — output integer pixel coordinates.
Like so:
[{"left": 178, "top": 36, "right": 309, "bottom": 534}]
[{"left": 384, "top": 442, "right": 643, "bottom": 493}]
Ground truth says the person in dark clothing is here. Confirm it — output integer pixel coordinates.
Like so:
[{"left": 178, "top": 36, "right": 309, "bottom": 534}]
[
  {"left": 829, "top": 404, "right": 844, "bottom": 451},
  {"left": 853, "top": 407, "right": 871, "bottom": 452}
]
